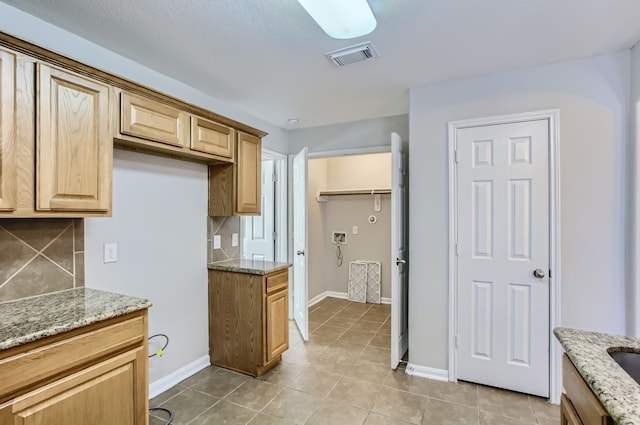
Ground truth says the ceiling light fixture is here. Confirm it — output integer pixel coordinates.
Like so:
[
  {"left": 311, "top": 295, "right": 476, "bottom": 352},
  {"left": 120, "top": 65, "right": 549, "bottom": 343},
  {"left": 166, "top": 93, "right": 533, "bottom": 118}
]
[{"left": 296, "top": 0, "right": 377, "bottom": 39}]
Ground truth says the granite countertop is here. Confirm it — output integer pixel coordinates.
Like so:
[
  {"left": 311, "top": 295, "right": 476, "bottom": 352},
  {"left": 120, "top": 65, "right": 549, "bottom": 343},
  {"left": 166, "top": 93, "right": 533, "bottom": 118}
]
[
  {"left": 208, "top": 258, "right": 292, "bottom": 275},
  {"left": 555, "top": 327, "right": 640, "bottom": 424},
  {"left": 0, "top": 288, "right": 152, "bottom": 352}
]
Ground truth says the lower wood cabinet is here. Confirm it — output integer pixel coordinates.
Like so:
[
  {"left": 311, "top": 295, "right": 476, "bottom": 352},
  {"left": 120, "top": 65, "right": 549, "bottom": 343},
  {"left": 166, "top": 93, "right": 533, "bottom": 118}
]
[
  {"left": 0, "top": 311, "right": 148, "bottom": 425},
  {"left": 208, "top": 269, "right": 289, "bottom": 376},
  {"left": 561, "top": 354, "right": 613, "bottom": 425}
]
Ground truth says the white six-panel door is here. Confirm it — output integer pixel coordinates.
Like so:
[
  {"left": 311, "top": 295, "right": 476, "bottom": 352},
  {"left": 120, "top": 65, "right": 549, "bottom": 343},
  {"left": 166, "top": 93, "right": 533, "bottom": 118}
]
[
  {"left": 391, "top": 133, "right": 409, "bottom": 369},
  {"left": 456, "top": 119, "right": 550, "bottom": 397},
  {"left": 293, "top": 148, "right": 309, "bottom": 341},
  {"left": 243, "top": 159, "right": 275, "bottom": 261}
]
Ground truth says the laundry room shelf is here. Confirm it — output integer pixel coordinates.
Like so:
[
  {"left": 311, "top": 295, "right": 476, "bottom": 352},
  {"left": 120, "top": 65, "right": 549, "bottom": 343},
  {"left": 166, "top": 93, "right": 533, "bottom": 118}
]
[{"left": 316, "top": 188, "right": 391, "bottom": 202}]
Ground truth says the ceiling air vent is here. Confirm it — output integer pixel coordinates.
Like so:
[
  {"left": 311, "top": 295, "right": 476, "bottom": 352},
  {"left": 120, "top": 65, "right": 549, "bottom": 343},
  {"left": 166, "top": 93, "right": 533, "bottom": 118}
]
[{"left": 326, "top": 42, "right": 379, "bottom": 67}]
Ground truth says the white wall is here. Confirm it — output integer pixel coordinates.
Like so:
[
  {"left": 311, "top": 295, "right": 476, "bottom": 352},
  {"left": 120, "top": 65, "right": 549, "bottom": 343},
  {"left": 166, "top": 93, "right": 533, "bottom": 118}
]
[
  {"left": 409, "top": 51, "right": 630, "bottom": 370},
  {"left": 0, "top": 2, "right": 288, "bottom": 153},
  {"left": 629, "top": 42, "right": 640, "bottom": 337},
  {"left": 85, "top": 150, "right": 208, "bottom": 383},
  {"left": 289, "top": 114, "right": 409, "bottom": 154}
]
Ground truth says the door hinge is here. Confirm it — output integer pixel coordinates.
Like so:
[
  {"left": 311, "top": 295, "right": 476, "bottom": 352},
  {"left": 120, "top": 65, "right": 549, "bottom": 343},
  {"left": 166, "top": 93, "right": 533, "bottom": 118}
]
[
  {"left": 455, "top": 335, "right": 459, "bottom": 348},
  {"left": 456, "top": 243, "right": 460, "bottom": 256},
  {"left": 454, "top": 149, "right": 460, "bottom": 163},
  {"left": 272, "top": 173, "right": 278, "bottom": 183},
  {"left": 272, "top": 232, "right": 278, "bottom": 240}
]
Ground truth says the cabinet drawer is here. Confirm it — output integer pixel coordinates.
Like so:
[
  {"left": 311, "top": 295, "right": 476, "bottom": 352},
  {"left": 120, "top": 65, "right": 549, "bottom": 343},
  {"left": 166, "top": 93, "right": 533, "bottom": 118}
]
[
  {"left": 191, "top": 116, "right": 234, "bottom": 159},
  {"left": 0, "top": 316, "right": 144, "bottom": 399},
  {"left": 120, "top": 92, "right": 189, "bottom": 148},
  {"left": 562, "top": 355, "right": 612, "bottom": 425},
  {"left": 266, "top": 271, "right": 288, "bottom": 294}
]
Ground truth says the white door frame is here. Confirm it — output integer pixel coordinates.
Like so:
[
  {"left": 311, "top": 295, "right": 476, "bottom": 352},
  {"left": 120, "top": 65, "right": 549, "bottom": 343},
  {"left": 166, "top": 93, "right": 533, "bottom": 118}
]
[
  {"left": 263, "top": 148, "right": 288, "bottom": 263},
  {"left": 447, "top": 110, "right": 561, "bottom": 403}
]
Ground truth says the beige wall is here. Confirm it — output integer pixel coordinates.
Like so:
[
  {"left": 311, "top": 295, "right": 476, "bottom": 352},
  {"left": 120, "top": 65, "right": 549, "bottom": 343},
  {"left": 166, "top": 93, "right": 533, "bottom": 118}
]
[
  {"left": 325, "top": 153, "right": 391, "bottom": 190},
  {"left": 0, "top": 218, "right": 84, "bottom": 302}
]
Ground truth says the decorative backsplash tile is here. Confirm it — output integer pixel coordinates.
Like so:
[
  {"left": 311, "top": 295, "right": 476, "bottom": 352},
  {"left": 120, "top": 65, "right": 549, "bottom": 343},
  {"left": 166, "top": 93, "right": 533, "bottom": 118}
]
[
  {"left": 0, "top": 219, "right": 84, "bottom": 302},
  {"left": 207, "top": 216, "right": 241, "bottom": 263}
]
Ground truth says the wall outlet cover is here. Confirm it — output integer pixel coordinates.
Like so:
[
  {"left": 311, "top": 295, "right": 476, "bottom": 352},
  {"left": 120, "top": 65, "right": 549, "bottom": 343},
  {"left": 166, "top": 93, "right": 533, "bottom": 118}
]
[
  {"left": 213, "top": 235, "right": 221, "bottom": 249},
  {"left": 232, "top": 233, "right": 239, "bottom": 247},
  {"left": 352, "top": 226, "right": 358, "bottom": 235},
  {"left": 103, "top": 243, "right": 118, "bottom": 263}
]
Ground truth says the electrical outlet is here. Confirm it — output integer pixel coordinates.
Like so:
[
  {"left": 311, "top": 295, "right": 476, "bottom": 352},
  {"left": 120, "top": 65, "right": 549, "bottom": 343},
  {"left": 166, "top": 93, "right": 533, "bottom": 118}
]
[
  {"left": 103, "top": 243, "right": 118, "bottom": 263},
  {"left": 352, "top": 226, "right": 358, "bottom": 235},
  {"left": 232, "top": 233, "right": 239, "bottom": 247},
  {"left": 213, "top": 235, "right": 221, "bottom": 249}
]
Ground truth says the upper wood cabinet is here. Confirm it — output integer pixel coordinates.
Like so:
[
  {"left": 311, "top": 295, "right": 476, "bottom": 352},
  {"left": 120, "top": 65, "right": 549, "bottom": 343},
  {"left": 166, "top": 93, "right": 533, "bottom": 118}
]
[
  {"left": 115, "top": 91, "right": 237, "bottom": 164},
  {"left": 0, "top": 48, "right": 16, "bottom": 212},
  {"left": 37, "top": 64, "right": 112, "bottom": 212},
  {"left": 236, "top": 132, "right": 261, "bottom": 214},
  {"left": 120, "top": 92, "right": 189, "bottom": 148},
  {"left": 191, "top": 116, "right": 234, "bottom": 159},
  {"left": 208, "top": 131, "right": 261, "bottom": 216}
]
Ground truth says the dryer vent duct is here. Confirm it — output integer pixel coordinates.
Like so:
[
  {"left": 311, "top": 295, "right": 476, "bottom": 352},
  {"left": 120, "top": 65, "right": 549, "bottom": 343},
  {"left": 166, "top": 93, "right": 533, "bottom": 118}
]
[{"left": 326, "top": 42, "right": 379, "bottom": 67}]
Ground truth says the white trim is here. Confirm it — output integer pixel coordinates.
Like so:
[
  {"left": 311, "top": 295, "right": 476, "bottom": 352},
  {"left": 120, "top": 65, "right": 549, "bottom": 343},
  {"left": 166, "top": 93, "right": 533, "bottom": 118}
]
[
  {"left": 447, "top": 110, "right": 561, "bottom": 402},
  {"left": 307, "top": 145, "right": 391, "bottom": 158},
  {"left": 308, "top": 290, "right": 391, "bottom": 307},
  {"left": 149, "top": 355, "right": 210, "bottom": 399},
  {"left": 405, "top": 363, "right": 449, "bottom": 382}
]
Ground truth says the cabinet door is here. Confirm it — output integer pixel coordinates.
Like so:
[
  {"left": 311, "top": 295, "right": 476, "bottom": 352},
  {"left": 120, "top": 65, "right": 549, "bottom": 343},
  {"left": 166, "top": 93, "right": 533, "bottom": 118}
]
[
  {"left": 121, "top": 92, "right": 189, "bottom": 148},
  {"left": 265, "top": 288, "right": 288, "bottom": 363},
  {"left": 191, "top": 116, "right": 234, "bottom": 159},
  {"left": 37, "top": 64, "right": 112, "bottom": 212},
  {"left": 10, "top": 349, "right": 143, "bottom": 425},
  {"left": 0, "top": 49, "right": 16, "bottom": 211},
  {"left": 236, "top": 132, "right": 261, "bottom": 214}
]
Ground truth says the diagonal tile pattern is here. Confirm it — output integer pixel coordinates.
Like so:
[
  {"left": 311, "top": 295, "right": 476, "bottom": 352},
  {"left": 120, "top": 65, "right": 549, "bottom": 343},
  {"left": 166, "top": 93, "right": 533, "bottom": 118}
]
[
  {"left": 0, "top": 218, "right": 84, "bottom": 302},
  {"left": 150, "top": 297, "right": 559, "bottom": 425}
]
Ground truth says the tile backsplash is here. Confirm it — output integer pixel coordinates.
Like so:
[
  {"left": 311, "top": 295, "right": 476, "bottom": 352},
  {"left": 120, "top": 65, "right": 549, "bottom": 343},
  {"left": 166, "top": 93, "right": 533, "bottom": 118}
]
[
  {"left": 207, "top": 216, "right": 241, "bottom": 263},
  {"left": 0, "top": 218, "right": 84, "bottom": 302}
]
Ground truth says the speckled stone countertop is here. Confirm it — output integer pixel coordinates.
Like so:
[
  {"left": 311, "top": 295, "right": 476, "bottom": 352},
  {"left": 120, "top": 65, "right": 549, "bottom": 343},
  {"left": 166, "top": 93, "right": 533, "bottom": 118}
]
[
  {"left": 0, "top": 288, "right": 151, "bottom": 352},
  {"left": 555, "top": 327, "right": 640, "bottom": 424},
  {"left": 208, "top": 258, "right": 292, "bottom": 275}
]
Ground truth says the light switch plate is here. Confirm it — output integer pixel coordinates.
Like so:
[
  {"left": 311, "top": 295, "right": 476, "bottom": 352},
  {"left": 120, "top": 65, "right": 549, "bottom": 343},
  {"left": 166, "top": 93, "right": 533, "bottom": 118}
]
[
  {"left": 104, "top": 243, "right": 118, "bottom": 263},
  {"left": 232, "top": 233, "right": 239, "bottom": 247},
  {"left": 213, "top": 235, "right": 221, "bottom": 249}
]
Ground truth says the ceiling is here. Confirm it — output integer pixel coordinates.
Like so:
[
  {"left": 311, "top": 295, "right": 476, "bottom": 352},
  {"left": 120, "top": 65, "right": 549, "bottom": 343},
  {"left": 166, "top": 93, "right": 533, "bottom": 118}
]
[{"left": 2, "top": 0, "right": 640, "bottom": 129}]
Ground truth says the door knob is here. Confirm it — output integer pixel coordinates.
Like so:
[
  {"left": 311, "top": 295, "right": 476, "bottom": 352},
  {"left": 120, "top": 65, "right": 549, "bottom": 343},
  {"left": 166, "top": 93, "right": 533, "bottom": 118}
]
[
  {"left": 396, "top": 258, "right": 406, "bottom": 266},
  {"left": 296, "top": 250, "right": 305, "bottom": 256},
  {"left": 533, "top": 269, "right": 545, "bottom": 278}
]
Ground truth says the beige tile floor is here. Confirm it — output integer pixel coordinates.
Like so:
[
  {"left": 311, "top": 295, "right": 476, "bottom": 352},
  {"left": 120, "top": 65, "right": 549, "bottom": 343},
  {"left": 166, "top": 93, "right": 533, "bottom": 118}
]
[{"left": 149, "top": 297, "right": 559, "bottom": 425}]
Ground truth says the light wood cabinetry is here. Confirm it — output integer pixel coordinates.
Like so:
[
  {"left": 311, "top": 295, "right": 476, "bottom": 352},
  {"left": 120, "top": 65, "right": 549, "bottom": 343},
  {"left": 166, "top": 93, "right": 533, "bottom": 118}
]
[
  {"left": 37, "top": 64, "right": 112, "bottom": 212},
  {"left": 0, "top": 48, "right": 16, "bottom": 211},
  {"left": 120, "top": 92, "right": 189, "bottom": 148},
  {"left": 0, "top": 311, "right": 148, "bottom": 425},
  {"left": 208, "top": 131, "right": 261, "bottom": 216},
  {"left": 561, "top": 354, "right": 613, "bottom": 425},
  {"left": 191, "top": 116, "right": 234, "bottom": 159},
  {"left": 208, "top": 269, "right": 289, "bottom": 376},
  {"left": 115, "top": 91, "right": 238, "bottom": 164}
]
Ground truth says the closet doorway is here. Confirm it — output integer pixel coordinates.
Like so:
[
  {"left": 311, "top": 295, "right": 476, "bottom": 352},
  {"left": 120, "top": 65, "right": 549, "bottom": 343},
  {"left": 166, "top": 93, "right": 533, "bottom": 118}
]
[{"left": 292, "top": 134, "right": 408, "bottom": 369}]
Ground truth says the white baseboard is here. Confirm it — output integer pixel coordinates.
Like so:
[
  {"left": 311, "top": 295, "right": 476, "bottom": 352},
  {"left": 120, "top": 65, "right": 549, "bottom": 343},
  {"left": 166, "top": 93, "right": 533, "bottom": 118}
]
[
  {"left": 405, "top": 363, "right": 449, "bottom": 382},
  {"left": 149, "top": 355, "right": 210, "bottom": 399},
  {"left": 309, "top": 291, "right": 391, "bottom": 306}
]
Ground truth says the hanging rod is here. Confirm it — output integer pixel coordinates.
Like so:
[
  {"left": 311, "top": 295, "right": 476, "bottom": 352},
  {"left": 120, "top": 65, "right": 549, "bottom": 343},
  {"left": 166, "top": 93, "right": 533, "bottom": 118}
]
[{"left": 316, "top": 188, "right": 391, "bottom": 202}]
